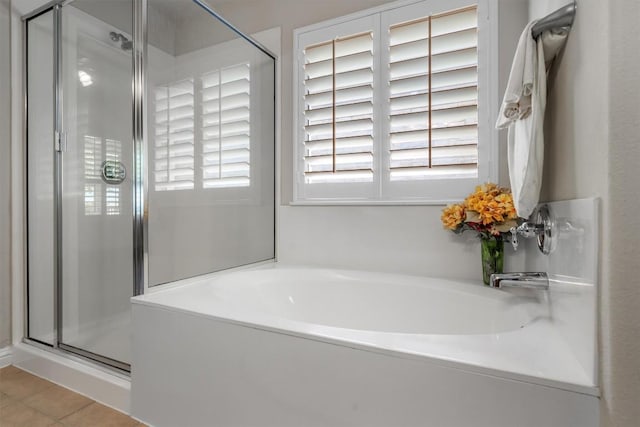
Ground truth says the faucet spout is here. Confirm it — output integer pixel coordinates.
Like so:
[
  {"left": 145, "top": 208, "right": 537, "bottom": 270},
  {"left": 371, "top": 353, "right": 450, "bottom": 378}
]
[{"left": 489, "top": 272, "right": 549, "bottom": 290}]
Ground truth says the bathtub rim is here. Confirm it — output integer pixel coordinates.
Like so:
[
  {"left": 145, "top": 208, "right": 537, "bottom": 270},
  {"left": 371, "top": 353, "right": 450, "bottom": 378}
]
[{"left": 131, "top": 263, "right": 600, "bottom": 398}]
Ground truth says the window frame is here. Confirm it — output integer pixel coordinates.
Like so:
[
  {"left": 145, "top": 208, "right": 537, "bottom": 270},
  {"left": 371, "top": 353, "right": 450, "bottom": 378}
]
[{"left": 293, "top": 0, "right": 498, "bottom": 205}]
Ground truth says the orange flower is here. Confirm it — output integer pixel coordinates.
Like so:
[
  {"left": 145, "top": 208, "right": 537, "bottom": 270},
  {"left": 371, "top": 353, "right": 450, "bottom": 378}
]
[
  {"left": 441, "top": 203, "right": 466, "bottom": 230},
  {"left": 463, "top": 183, "right": 517, "bottom": 225},
  {"left": 494, "top": 193, "right": 518, "bottom": 220},
  {"left": 442, "top": 183, "right": 520, "bottom": 239}
]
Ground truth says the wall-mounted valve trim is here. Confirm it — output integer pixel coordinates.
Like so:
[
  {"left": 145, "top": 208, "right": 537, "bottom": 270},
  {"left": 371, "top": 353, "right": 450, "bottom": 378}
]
[{"left": 510, "top": 204, "right": 555, "bottom": 255}]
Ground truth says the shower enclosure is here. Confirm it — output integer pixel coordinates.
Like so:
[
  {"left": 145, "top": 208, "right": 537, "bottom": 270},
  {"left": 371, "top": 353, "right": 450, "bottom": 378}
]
[{"left": 24, "top": 0, "right": 275, "bottom": 371}]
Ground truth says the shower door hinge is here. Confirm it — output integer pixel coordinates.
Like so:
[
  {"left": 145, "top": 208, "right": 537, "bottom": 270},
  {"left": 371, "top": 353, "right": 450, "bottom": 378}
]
[{"left": 55, "top": 131, "right": 67, "bottom": 152}]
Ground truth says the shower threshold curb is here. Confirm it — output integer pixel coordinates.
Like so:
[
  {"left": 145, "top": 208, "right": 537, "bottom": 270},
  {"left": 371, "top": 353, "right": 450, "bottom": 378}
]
[{"left": 10, "top": 342, "right": 131, "bottom": 414}]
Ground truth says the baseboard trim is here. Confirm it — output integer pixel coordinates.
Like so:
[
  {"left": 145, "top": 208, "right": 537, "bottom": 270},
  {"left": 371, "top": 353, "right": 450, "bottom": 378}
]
[
  {"left": 11, "top": 342, "right": 131, "bottom": 414},
  {"left": 0, "top": 346, "right": 12, "bottom": 368}
]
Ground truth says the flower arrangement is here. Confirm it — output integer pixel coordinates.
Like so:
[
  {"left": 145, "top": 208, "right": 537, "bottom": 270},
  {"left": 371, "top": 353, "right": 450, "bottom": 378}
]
[
  {"left": 441, "top": 183, "right": 519, "bottom": 238},
  {"left": 441, "top": 183, "right": 520, "bottom": 285}
]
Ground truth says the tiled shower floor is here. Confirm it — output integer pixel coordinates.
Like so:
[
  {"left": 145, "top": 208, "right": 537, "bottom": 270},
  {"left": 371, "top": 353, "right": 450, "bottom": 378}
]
[{"left": 0, "top": 366, "right": 144, "bottom": 426}]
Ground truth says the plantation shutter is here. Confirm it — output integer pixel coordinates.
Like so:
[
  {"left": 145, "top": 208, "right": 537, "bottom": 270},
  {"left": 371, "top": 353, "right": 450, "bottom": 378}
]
[
  {"left": 387, "top": 6, "right": 478, "bottom": 181},
  {"left": 295, "top": 1, "right": 490, "bottom": 203},
  {"left": 303, "top": 31, "right": 374, "bottom": 184},
  {"left": 201, "top": 63, "right": 251, "bottom": 188},
  {"left": 154, "top": 79, "right": 195, "bottom": 191}
]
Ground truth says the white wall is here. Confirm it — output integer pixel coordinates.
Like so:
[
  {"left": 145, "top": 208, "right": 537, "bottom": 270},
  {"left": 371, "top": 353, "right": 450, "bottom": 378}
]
[
  {"left": 278, "top": 205, "right": 487, "bottom": 279},
  {"left": 530, "top": 0, "right": 609, "bottom": 202},
  {"left": 529, "top": 1, "right": 640, "bottom": 425},
  {"left": 604, "top": 2, "right": 640, "bottom": 426},
  {"left": 0, "top": 0, "right": 11, "bottom": 349}
]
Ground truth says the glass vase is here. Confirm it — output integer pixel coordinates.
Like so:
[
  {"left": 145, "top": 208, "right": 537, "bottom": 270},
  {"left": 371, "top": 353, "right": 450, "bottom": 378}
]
[{"left": 480, "top": 235, "right": 504, "bottom": 286}]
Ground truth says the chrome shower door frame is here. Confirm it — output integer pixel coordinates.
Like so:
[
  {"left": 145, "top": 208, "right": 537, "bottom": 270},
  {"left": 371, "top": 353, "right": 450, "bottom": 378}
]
[
  {"left": 132, "top": 0, "right": 147, "bottom": 297},
  {"left": 23, "top": 0, "right": 140, "bottom": 373}
]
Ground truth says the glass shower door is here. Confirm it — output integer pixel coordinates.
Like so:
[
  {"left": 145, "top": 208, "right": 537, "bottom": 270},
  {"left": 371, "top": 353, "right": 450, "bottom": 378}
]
[{"left": 59, "top": 1, "right": 134, "bottom": 369}]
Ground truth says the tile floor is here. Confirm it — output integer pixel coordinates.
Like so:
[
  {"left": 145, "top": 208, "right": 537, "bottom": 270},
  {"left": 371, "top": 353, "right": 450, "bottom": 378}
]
[{"left": 0, "top": 366, "right": 145, "bottom": 427}]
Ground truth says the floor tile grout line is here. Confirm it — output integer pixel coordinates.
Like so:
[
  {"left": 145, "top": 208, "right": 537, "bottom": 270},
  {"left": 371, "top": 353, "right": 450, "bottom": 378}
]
[
  {"left": 58, "top": 401, "right": 100, "bottom": 424},
  {"left": 3, "top": 366, "right": 93, "bottom": 420},
  {"left": 2, "top": 390, "right": 94, "bottom": 427},
  {"left": 0, "top": 380, "right": 56, "bottom": 403},
  {"left": 0, "top": 368, "right": 59, "bottom": 425},
  {"left": 0, "top": 396, "right": 59, "bottom": 426},
  {"left": 21, "top": 391, "right": 96, "bottom": 422},
  {"left": 2, "top": 368, "right": 99, "bottom": 425}
]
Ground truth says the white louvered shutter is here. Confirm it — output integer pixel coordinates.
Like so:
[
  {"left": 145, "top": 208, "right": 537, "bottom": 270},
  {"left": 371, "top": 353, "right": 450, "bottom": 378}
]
[
  {"left": 388, "top": 6, "right": 478, "bottom": 182},
  {"left": 201, "top": 63, "right": 251, "bottom": 188},
  {"left": 295, "top": 1, "right": 491, "bottom": 203},
  {"left": 303, "top": 32, "right": 374, "bottom": 184},
  {"left": 154, "top": 79, "right": 195, "bottom": 191}
]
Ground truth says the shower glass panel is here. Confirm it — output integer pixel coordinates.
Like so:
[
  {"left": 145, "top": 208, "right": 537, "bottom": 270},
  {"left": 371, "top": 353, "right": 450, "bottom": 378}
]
[
  {"left": 59, "top": 0, "right": 134, "bottom": 367},
  {"left": 25, "top": 0, "right": 275, "bottom": 372},
  {"left": 27, "top": 9, "right": 56, "bottom": 345},
  {"left": 147, "top": 0, "right": 275, "bottom": 286}
]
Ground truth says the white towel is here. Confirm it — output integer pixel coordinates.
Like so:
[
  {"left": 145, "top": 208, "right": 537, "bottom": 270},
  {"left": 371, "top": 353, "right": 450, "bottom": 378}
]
[
  {"left": 496, "top": 21, "right": 538, "bottom": 128},
  {"left": 505, "top": 35, "right": 547, "bottom": 218}
]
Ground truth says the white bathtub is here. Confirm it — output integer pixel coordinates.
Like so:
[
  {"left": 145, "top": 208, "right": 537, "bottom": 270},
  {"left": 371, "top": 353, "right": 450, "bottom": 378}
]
[{"left": 131, "top": 265, "right": 598, "bottom": 427}]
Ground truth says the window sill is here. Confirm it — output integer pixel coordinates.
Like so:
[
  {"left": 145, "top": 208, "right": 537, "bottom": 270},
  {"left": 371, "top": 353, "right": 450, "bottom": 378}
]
[{"left": 289, "top": 199, "right": 457, "bottom": 207}]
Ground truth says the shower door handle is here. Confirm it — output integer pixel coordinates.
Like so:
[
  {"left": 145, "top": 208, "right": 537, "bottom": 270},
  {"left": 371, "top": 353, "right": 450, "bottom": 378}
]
[{"left": 101, "top": 160, "right": 127, "bottom": 184}]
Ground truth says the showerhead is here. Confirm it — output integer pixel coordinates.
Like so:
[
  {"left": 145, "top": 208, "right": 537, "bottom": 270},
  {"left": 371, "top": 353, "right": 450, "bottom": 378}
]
[{"left": 109, "top": 31, "right": 133, "bottom": 51}]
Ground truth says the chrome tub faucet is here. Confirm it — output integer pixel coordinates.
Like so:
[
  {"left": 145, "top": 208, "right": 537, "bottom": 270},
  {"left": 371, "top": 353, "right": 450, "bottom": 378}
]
[{"left": 489, "top": 272, "right": 550, "bottom": 290}]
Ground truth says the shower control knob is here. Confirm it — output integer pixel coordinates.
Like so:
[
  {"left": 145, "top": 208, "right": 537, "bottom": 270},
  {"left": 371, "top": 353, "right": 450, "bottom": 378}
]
[
  {"left": 509, "top": 226, "right": 520, "bottom": 251},
  {"left": 508, "top": 205, "right": 555, "bottom": 255}
]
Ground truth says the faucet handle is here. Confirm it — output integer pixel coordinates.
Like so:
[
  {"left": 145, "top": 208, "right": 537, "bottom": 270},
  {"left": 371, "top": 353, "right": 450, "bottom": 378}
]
[
  {"left": 507, "top": 205, "right": 555, "bottom": 255},
  {"left": 510, "top": 222, "right": 537, "bottom": 251},
  {"left": 509, "top": 219, "right": 546, "bottom": 251},
  {"left": 516, "top": 221, "right": 544, "bottom": 238},
  {"left": 509, "top": 226, "right": 519, "bottom": 251}
]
